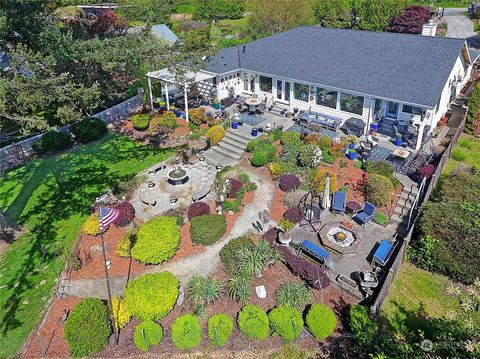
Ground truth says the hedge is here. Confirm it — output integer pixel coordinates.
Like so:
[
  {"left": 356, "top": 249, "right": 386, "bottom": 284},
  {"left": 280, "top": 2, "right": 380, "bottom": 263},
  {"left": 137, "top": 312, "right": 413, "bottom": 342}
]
[
  {"left": 133, "top": 320, "right": 163, "bottom": 352},
  {"left": 131, "top": 216, "right": 180, "bottom": 264},
  {"left": 64, "top": 298, "right": 111, "bottom": 357},
  {"left": 305, "top": 304, "right": 337, "bottom": 340},
  {"left": 171, "top": 314, "right": 202, "bottom": 350},
  {"left": 219, "top": 235, "right": 255, "bottom": 274},
  {"left": 208, "top": 313, "right": 234, "bottom": 347},
  {"left": 268, "top": 306, "right": 303, "bottom": 342},
  {"left": 237, "top": 304, "right": 269, "bottom": 340},
  {"left": 190, "top": 214, "right": 226, "bottom": 245},
  {"left": 32, "top": 130, "right": 72, "bottom": 154},
  {"left": 71, "top": 117, "right": 107, "bottom": 143},
  {"left": 124, "top": 272, "right": 179, "bottom": 321},
  {"left": 131, "top": 113, "right": 150, "bottom": 131}
]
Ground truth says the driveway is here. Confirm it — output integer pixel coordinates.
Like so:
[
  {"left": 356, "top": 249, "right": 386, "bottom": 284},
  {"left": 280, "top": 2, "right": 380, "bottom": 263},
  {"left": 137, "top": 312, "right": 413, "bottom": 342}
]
[{"left": 443, "top": 8, "right": 479, "bottom": 48}]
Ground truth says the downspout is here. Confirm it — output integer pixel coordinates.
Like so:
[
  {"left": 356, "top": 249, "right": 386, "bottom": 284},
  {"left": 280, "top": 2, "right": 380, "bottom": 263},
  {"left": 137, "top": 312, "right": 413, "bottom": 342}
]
[{"left": 365, "top": 97, "right": 373, "bottom": 136}]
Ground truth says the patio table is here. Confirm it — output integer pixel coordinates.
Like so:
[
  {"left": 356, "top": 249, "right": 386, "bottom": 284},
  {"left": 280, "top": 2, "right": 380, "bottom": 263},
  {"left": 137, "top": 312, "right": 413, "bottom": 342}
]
[
  {"left": 346, "top": 201, "right": 361, "bottom": 215},
  {"left": 245, "top": 97, "right": 263, "bottom": 113},
  {"left": 392, "top": 148, "right": 410, "bottom": 160}
]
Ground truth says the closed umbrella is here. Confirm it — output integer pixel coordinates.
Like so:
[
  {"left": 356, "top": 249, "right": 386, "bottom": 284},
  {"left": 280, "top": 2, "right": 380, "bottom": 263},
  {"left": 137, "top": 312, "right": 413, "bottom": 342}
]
[{"left": 322, "top": 175, "right": 331, "bottom": 210}]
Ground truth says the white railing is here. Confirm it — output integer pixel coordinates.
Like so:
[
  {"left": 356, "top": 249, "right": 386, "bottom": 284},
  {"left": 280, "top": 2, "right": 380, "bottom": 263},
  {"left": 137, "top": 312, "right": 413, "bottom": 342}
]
[{"left": 407, "top": 176, "right": 427, "bottom": 230}]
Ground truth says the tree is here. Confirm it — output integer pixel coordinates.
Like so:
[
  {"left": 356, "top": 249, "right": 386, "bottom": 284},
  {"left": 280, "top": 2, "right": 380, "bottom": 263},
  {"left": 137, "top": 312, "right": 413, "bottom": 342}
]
[
  {"left": 117, "top": 0, "right": 173, "bottom": 25},
  {"left": 195, "top": 0, "right": 244, "bottom": 20},
  {"left": 353, "top": 0, "right": 407, "bottom": 32},
  {"left": 313, "top": 0, "right": 353, "bottom": 29},
  {"left": 246, "top": 0, "right": 315, "bottom": 38},
  {"left": 389, "top": 5, "right": 431, "bottom": 34},
  {"left": 64, "top": 9, "right": 128, "bottom": 40},
  {"left": 182, "top": 26, "right": 212, "bottom": 53}
]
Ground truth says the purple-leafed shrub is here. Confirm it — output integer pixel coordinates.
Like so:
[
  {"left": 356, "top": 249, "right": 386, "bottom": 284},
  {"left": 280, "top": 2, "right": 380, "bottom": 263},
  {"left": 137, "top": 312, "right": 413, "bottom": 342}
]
[
  {"left": 114, "top": 202, "right": 135, "bottom": 227},
  {"left": 228, "top": 178, "right": 243, "bottom": 199},
  {"left": 283, "top": 208, "right": 303, "bottom": 224},
  {"left": 263, "top": 228, "right": 278, "bottom": 245},
  {"left": 187, "top": 202, "right": 210, "bottom": 220},
  {"left": 279, "top": 174, "right": 300, "bottom": 192},
  {"left": 417, "top": 164, "right": 436, "bottom": 179}
]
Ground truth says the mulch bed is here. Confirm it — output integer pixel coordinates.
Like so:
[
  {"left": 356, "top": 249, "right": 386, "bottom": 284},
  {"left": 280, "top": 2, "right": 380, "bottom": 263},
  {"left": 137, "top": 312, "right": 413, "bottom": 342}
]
[{"left": 270, "top": 189, "right": 287, "bottom": 222}]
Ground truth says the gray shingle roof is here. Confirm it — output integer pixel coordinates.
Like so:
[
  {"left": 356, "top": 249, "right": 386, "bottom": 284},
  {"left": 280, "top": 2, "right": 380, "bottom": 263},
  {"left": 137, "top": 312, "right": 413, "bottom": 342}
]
[
  {"left": 151, "top": 24, "right": 178, "bottom": 45},
  {"left": 205, "top": 26, "right": 466, "bottom": 108}
]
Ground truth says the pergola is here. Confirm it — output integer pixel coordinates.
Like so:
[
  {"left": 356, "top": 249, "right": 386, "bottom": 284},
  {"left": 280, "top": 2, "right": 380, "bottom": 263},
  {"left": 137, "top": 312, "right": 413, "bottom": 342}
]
[{"left": 146, "top": 68, "right": 216, "bottom": 122}]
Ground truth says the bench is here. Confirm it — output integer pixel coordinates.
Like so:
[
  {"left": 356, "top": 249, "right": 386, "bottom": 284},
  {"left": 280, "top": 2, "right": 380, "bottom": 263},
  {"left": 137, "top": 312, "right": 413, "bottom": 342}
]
[
  {"left": 148, "top": 162, "right": 166, "bottom": 175},
  {"left": 192, "top": 187, "right": 210, "bottom": 202},
  {"left": 299, "top": 240, "right": 331, "bottom": 266}
]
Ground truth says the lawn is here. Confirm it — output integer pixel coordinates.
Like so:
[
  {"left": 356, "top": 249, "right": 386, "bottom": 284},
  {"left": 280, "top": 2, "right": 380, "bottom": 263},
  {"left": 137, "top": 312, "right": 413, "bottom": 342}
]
[
  {"left": 443, "top": 135, "right": 480, "bottom": 176},
  {"left": 0, "top": 133, "right": 173, "bottom": 358}
]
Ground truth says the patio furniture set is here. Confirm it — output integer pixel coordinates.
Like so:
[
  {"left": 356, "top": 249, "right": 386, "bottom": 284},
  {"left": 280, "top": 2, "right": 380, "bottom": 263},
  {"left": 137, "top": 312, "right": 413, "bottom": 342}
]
[
  {"left": 234, "top": 93, "right": 267, "bottom": 115},
  {"left": 296, "top": 110, "right": 342, "bottom": 132}
]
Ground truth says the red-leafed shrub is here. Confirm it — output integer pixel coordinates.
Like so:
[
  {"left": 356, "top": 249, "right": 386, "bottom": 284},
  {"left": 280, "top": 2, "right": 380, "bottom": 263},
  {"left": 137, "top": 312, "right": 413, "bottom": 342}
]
[
  {"left": 279, "top": 174, "right": 300, "bottom": 192},
  {"left": 417, "top": 164, "right": 436, "bottom": 179},
  {"left": 114, "top": 201, "right": 135, "bottom": 227},
  {"left": 263, "top": 228, "right": 278, "bottom": 245},
  {"left": 187, "top": 202, "right": 211, "bottom": 220},
  {"left": 389, "top": 5, "right": 431, "bottom": 34},
  {"left": 228, "top": 178, "right": 243, "bottom": 198},
  {"left": 283, "top": 208, "right": 303, "bottom": 224}
]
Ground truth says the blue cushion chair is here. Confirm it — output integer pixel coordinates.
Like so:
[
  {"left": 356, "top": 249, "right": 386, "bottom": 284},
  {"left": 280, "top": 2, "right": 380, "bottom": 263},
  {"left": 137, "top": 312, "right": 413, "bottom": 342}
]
[
  {"left": 372, "top": 239, "right": 394, "bottom": 266},
  {"left": 331, "top": 191, "right": 346, "bottom": 214},
  {"left": 355, "top": 202, "right": 376, "bottom": 227}
]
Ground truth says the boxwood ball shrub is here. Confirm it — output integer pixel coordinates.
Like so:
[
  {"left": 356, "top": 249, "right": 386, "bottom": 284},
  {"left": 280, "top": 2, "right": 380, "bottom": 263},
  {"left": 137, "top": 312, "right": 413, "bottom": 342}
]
[
  {"left": 64, "top": 298, "right": 111, "bottom": 357},
  {"left": 190, "top": 214, "right": 226, "bottom": 245},
  {"left": 237, "top": 304, "right": 269, "bottom": 340},
  {"left": 113, "top": 201, "right": 135, "bottom": 227},
  {"left": 133, "top": 320, "right": 163, "bottom": 352},
  {"left": 171, "top": 314, "right": 202, "bottom": 350},
  {"left": 71, "top": 117, "right": 107, "bottom": 143},
  {"left": 268, "top": 306, "right": 304, "bottom": 342},
  {"left": 279, "top": 174, "right": 300, "bottom": 192},
  {"left": 32, "top": 130, "right": 72, "bottom": 154},
  {"left": 373, "top": 212, "right": 389, "bottom": 226},
  {"left": 251, "top": 151, "right": 269, "bottom": 167},
  {"left": 124, "top": 272, "right": 179, "bottom": 321},
  {"left": 131, "top": 113, "right": 150, "bottom": 131},
  {"left": 187, "top": 201, "right": 210, "bottom": 220},
  {"left": 208, "top": 313, "right": 234, "bottom": 347},
  {"left": 220, "top": 235, "right": 255, "bottom": 274},
  {"left": 306, "top": 304, "right": 337, "bottom": 340},
  {"left": 283, "top": 207, "right": 303, "bottom": 224},
  {"left": 131, "top": 216, "right": 180, "bottom": 264}
]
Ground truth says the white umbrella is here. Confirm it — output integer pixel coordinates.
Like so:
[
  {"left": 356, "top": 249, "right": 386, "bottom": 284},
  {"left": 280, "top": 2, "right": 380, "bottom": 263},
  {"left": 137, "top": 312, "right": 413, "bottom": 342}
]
[{"left": 322, "top": 175, "right": 331, "bottom": 210}]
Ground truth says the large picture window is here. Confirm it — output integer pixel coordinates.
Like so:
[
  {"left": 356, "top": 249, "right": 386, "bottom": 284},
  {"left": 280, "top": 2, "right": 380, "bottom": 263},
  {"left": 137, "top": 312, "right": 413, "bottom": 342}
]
[
  {"left": 259, "top": 76, "right": 272, "bottom": 93},
  {"left": 294, "top": 83, "right": 309, "bottom": 102},
  {"left": 316, "top": 87, "right": 337, "bottom": 109},
  {"left": 340, "top": 92, "right": 364, "bottom": 115},
  {"left": 402, "top": 105, "right": 423, "bottom": 115}
]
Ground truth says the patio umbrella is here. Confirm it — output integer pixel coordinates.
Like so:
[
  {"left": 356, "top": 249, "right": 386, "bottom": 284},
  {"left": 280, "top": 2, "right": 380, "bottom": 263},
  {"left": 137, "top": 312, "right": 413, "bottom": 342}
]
[{"left": 322, "top": 175, "right": 331, "bottom": 210}]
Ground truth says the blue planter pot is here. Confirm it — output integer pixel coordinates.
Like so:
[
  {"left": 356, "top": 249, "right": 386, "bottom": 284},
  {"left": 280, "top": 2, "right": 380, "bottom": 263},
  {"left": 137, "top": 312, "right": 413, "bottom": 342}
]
[
  {"left": 395, "top": 137, "right": 402, "bottom": 146},
  {"left": 232, "top": 121, "right": 238, "bottom": 129},
  {"left": 213, "top": 103, "right": 221, "bottom": 110},
  {"left": 370, "top": 123, "right": 378, "bottom": 131},
  {"left": 203, "top": 100, "right": 210, "bottom": 106},
  {"left": 251, "top": 128, "right": 258, "bottom": 137},
  {"left": 347, "top": 151, "right": 357, "bottom": 160},
  {"left": 348, "top": 142, "right": 356, "bottom": 150},
  {"left": 175, "top": 110, "right": 182, "bottom": 117},
  {"left": 182, "top": 113, "right": 187, "bottom": 119}
]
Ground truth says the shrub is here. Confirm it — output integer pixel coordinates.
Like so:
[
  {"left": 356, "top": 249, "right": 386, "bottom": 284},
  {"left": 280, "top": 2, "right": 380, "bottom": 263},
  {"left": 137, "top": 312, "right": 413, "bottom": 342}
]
[
  {"left": 71, "top": 117, "right": 107, "bottom": 143},
  {"left": 187, "top": 201, "right": 210, "bottom": 220},
  {"left": 364, "top": 173, "right": 394, "bottom": 207},
  {"left": 299, "top": 144, "right": 321, "bottom": 168},
  {"left": 238, "top": 304, "right": 269, "bottom": 340},
  {"left": 268, "top": 128, "right": 283, "bottom": 141},
  {"left": 208, "top": 314, "right": 234, "bottom": 347},
  {"left": 124, "top": 272, "right": 179, "bottom": 321},
  {"left": 283, "top": 189, "right": 308, "bottom": 208},
  {"left": 322, "top": 152, "right": 335, "bottom": 164},
  {"left": 279, "top": 218, "right": 295, "bottom": 232},
  {"left": 227, "top": 273, "right": 252, "bottom": 304},
  {"left": 237, "top": 240, "right": 282, "bottom": 278},
  {"left": 82, "top": 213, "right": 100, "bottom": 236},
  {"left": 251, "top": 151, "right": 269, "bottom": 167},
  {"left": 171, "top": 314, "right": 202, "bottom": 350},
  {"left": 156, "top": 111, "right": 177, "bottom": 129},
  {"left": 64, "top": 298, "right": 111, "bottom": 357},
  {"left": 365, "top": 161, "right": 394, "bottom": 179},
  {"left": 279, "top": 174, "right": 300, "bottom": 192},
  {"left": 220, "top": 235, "right": 255, "bottom": 274},
  {"left": 133, "top": 320, "right": 163, "bottom": 352},
  {"left": 318, "top": 135, "right": 332, "bottom": 151},
  {"left": 329, "top": 142, "right": 344, "bottom": 158},
  {"left": 269, "top": 306, "right": 304, "bottom": 342},
  {"left": 187, "top": 275, "right": 221, "bottom": 306},
  {"left": 451, "top": 148, "right": 466, "bottom": 161},
  {"left": 246, "top": 137, "right": 261, "bottom": 152},
  {"left": 131, "top": 216, "right": 180, "bottom": 264},
  {"left": 348, "top": 305, "right": 378, "bottom": 347},
  {"left": 222, "top": 199, "right": 242, "bottom": 212},
  {"left": 33, "top": 130, "right": 72, "bottom": 154},
  {"left": 417, "top": 164, "right": 436, "bottom": 179},
  {"left": 205, "top": 125, "right": 225, "bottom": 146},
  {"left": 131, "top": 113, "right": 150, "bottom": 131},
  {"left": 228, "top": 178, "right": 243, "bottom": 198},
  {"left": 190, "top": 214, "right": 226, "bottom": 245},
  {"left": 306, "top": 304, "right": 337, "bottom": 340},
  {"left": 188, "top": 108, "right": 208, "bottom": 125},
  {"left": 268, "top": 162, "right": 285, "bottom": 179},
  {"left": 112, "top": 296, "right": 130, "bottom": 329},
  {"left": 275, "top": 281, "right": 313, "bottom": 308},
  {"left": 283, "top": 207, "right": 303, "bottom": 224},
  {"left": 113, "top": 201, "right": 135, "bottom": 227},
  {"left": 311, "top": 169, "right": 338, "bottom": 194},
  {"left": 281, "top": 131, "right": 302, "bottom": 150},
  {"left": 116, "top": 230, "right": 135, "bottom": 257},
  {"left": 373, "top": 212, "right": 389, "bottom": 226}
]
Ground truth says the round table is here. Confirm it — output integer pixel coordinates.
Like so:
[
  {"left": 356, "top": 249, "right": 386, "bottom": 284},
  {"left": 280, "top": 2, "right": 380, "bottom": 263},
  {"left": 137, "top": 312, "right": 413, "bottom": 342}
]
[
  {"left": 245, "top": 97, "right": 263, "bottom": 113},
  {"left": 346, "top": 201, "right": 361, "bottom": 215}
]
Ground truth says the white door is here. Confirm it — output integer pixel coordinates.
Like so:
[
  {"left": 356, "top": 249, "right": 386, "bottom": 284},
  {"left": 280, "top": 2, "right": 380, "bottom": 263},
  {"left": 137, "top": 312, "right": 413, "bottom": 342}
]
[
  {"left": 385, "top": 101, "right": 399, "bottom": 119},
  {"left": 276, "top": 80, "right": 290, "bottom": 104}
]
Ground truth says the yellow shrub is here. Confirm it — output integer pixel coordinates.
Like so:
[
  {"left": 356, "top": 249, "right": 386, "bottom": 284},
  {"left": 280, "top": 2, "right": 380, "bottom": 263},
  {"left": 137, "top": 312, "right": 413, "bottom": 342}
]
[
  {"left": 116, "top": 231, "right": 135, "bottom": 258},
  {"left": 205, "top": 125, "right": 225, "bottom": 146},
  {"left": 82, "top": 214, "right": 100, "bottom": 236},
  {"left": 312, "top": 169, "right": 338, "bottom": 194},
  {"left": 112, "top": 296, "right": 130, "bottom": 329},
  {"left": 268, "top": 162, "right": 283, "bottom": 180}
]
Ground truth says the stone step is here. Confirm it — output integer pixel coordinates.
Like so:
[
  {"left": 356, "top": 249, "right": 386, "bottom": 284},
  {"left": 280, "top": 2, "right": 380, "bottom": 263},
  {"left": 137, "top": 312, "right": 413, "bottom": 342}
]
[
  {"left": 396, "top": 196, "right": 413, "bottom": 208},
  {"left": 211, "top": 146, "right": 241, "bottom": 161},
  {"left": 223, "top": 131, "right": 251, "bottom": 145},
  {"left": 203, "top": 149, "right": 237, "bottom": 167},
  {"left": 217, "top": 141, "right": 245, "bottom": 156},
  {"left": 220, "top": 137, "right": 247, "bottom": 151},
  {"left": 400, "top": 191, "right": 417, "bottom": 202},
  {"left": 390, "top": 213, "right": 404, "bottom": 224},
  {"left": 394, "top": 206, "right": 409, "bottom": 217}
]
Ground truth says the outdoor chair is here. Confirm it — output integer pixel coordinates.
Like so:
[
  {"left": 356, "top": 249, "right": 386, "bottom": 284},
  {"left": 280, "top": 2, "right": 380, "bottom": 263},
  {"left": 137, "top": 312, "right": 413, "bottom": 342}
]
[
  {"left": 372, "top": 239, "right": 394, "bottom": 266},
  {"left": 366, "top": 135, "right": 378, "bottom": 148},
  {"left": 331, "top": 191, "right": 346, "bottom": 214},
  {"left": 298, "top": 118, "right": 309, "bottom": 129},
  {"left": 355, "top": 202, "right": 376, "bottom": 227}
]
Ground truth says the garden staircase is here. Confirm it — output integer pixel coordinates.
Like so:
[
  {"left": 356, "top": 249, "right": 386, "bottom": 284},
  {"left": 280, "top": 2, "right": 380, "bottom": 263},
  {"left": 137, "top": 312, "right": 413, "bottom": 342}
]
[
  {"left": 204, "top": 126, "right": 253, "bottom": 166},
  {"left": 390, "top": 182, "right": 419, "bottom": 236},
  {"left": 269, "top": 103, "right": 290, "bottom": 117}
]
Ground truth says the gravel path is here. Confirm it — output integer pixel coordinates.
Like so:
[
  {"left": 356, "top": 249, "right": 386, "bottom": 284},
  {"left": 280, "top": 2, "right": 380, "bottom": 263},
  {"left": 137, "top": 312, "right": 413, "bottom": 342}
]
[{"left": 67, "top": 168, "right": 276, "bottom": 298}]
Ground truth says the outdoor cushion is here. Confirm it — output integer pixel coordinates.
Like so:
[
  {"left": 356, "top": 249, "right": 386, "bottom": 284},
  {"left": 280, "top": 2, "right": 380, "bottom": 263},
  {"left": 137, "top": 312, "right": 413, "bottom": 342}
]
[
  {"left": 331, "top": 191, "right": 346, "bottom": 214},
  {"left": 300, "top": 240, "right": 330, "bottom": 264}
]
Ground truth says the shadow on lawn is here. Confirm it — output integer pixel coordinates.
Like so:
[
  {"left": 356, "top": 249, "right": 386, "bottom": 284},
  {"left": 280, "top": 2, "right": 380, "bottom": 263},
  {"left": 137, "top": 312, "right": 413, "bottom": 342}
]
[{"left": 0, "top": 134, "right": 170, "bottom": 337}]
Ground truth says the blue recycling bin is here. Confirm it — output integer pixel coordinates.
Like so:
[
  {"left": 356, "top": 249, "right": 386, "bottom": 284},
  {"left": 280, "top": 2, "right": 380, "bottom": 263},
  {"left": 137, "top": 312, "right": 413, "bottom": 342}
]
[{"left": 251, "top": 127, "right": 258, "bottom": 137}]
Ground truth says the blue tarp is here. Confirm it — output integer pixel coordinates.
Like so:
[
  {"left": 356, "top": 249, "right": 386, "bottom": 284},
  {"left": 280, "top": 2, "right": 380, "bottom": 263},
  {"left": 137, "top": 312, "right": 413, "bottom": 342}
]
[
  {"left": 373, "top": 240, "right": 393, "bottom": 266},
  {"left": 301, "top": 240, "right": 330, "bottom": 263}
]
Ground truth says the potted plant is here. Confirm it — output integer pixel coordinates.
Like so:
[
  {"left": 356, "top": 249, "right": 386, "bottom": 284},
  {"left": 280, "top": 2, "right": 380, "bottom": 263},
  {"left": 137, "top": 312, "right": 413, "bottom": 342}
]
[
  {"left": 394, "top": 132, "right": 402, "bottom": 146},
  {"left": 202, "top": 98, "right": 210, "bottom": 106},
  {"left": 370, "top": 120, "right": 378, "bottom": 131},
  {"left": 213, "top": 98, "right": 221, "bottom": 110},
  {"left": 174, "top": 107, "right": 182, "bottom": 117},
  {"left": 347, "top": 148, "right": 357, "bottom": 160}
]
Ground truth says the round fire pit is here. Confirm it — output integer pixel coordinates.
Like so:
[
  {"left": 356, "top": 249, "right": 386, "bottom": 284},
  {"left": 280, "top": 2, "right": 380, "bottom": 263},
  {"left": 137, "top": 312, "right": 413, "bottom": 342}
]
[
  {"left": 319, "top": 224, "right": 363, "bottom": 255},
  {"left": 167, "top": 166, "right": 189, "bottom": 185}
]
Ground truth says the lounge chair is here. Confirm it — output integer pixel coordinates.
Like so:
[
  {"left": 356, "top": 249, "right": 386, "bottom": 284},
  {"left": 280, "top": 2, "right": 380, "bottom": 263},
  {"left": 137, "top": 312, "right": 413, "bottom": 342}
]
[
  {"left": 355, "top": 202, "right": 376, "bottom": 227},
  {"left": 331, "top": 191, "right": 346, "bottom": 214},
  {"left": 372, "top": 239, "right": 394, "bottom": 266},
  {"left": 300, "top": 240, "right": 331, "bottom": 267}
]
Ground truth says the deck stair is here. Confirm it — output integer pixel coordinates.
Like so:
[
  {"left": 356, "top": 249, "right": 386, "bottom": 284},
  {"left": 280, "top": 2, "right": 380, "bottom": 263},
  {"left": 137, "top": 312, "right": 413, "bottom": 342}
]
[{"left": 390, "top": 182, "right": 419, "bottom": 236}]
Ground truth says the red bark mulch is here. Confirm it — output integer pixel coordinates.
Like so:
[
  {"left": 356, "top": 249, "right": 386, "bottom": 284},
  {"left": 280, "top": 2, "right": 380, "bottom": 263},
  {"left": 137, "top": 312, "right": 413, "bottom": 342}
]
[{"left": 270, "top": 189, "right": 287, "bottom": 222}]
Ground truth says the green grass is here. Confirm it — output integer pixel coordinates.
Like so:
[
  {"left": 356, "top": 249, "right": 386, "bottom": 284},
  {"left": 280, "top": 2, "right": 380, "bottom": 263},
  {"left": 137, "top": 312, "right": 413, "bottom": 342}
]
[
  {"left": 382, "top": 262, "right": 461, "bottom": 333},
  {"left": 443, "top": 135, "right": 480, "bottom": 176},
  {"left": 174, "top": 0, "right": 197, "bottom": 14},
  {"left": 0, "top": 133, "right": 173, "bottom": 358}
]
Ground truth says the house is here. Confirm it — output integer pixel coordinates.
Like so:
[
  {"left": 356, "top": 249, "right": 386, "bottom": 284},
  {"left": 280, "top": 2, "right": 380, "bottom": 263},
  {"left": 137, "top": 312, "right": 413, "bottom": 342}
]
[
  {"left": 148, "top": 26, "right": 473, "bottom": 150},
  {"left": 151, "top": 24, "right": 178, "bottom": 45}
]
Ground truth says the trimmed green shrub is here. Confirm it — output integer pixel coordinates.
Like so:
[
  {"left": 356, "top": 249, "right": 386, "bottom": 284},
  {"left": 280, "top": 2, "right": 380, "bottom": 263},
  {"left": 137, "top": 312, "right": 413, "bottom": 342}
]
[
  {"left": 237, "top": 304, "right": 269, "bottom": 340},
  {"left": 373, "top": 212, "right": 389, "bottom": 226},
  {"left": 124, "top": 272, "right": 179, "bottom": 321},
  {"left": 208, "top": 313, "right": 234, "bottom": 347},
  {"left": 220, "top": 235, "right": 255, "bottom": 274},
  {"left": 171, "top": 314, "right": 202, "bottom": 350},
  {"left": 305, "top": 304, "right": 337, "bottom": 340},
  {"left": 64, "top": 298, "right": 111, "bottom": 357},
  {"left": 131, "top": 113, "right": 150, "bottom": 131},
  {"left": 71, "top": 117, "right": 107, "bottom": 143},
  {"left": 133, "top": 320, "right": 163, "bottom": 352},
  {"left": 33, "top": 130, "right": 72, "bottom": 154},
  {"left": 269, "top": 306, "right": 304, "bottom": 342},
  {"left": 190, "top": 214, "right": 226, "bottom": 245},
  {"left": 131, "top": 216, "right": 180, "bottom": 264},
  {"left": 275, "top": 281, "right": 313, "bottom": 308},
  {"left": 154, "top": 111, "right": 177, "bottom": 129},
  {"left": 251, "top": 151, "right": 269, "bottom": 167},
  {"left": 365, "top": 161, "right": 394, "bottom": 179},
  {"left": 364, "top": 173, "right": 394, "bottom": 207}
]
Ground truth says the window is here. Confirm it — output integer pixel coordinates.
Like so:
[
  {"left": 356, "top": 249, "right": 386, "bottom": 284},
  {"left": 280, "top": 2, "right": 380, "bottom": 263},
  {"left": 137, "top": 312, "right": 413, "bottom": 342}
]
[
  {"left": 259, "top": 76, "right": 272, "bottom": 93},
  {"left": 402, "top": 105, "right": 423, "bottom": 115},
  {"left": 316, "top": 87, "right": 337, "bottom": 109},
  {"left": 340, "top": 92, "right": 364, "bottom": 115},
  {"left": 294, "top": 83, "right": 309, "bottom": 102}
]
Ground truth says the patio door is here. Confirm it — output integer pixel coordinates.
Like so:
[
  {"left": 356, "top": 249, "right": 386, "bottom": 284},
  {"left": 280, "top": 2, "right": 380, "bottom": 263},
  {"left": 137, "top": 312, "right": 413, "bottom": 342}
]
[
  {"left": 276, "top": 80, "right": 290, "bottom": 104},
  {"left": 385, "top": 101, "right": 399, "bottom": 119}
]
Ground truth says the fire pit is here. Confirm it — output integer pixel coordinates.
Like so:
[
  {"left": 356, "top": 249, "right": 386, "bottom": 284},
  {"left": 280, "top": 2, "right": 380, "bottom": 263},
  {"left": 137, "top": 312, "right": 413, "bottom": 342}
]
[
  {"left": 327, "top": 226, "right": 356, "bottom": 247},
  {"left": 167, "top": 165, "right": 189, "bottom": 185},
  {"left": 320, "top": 224, "right": 363, "bottom": 255}
]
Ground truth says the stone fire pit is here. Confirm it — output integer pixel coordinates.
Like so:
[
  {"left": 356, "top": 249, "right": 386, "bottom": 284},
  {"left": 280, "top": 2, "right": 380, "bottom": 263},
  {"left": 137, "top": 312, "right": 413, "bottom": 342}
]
[{"left": 320, "top": 223, "right": 363, "bottom": 255}]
